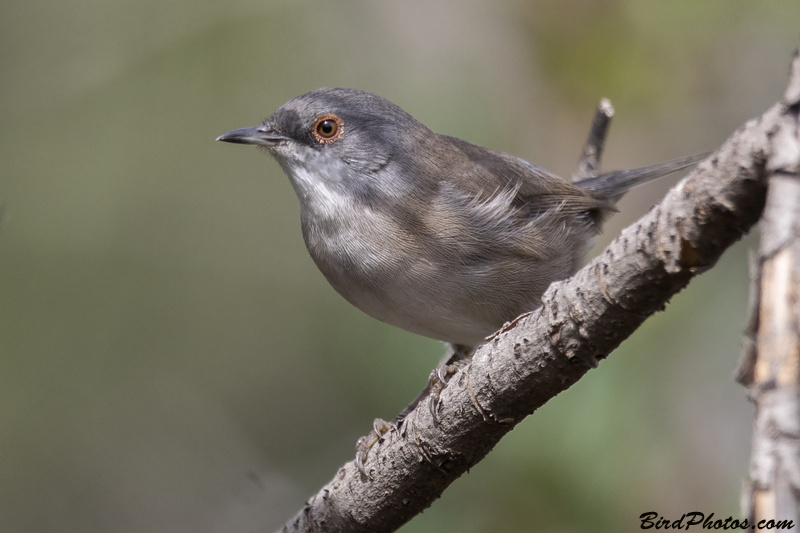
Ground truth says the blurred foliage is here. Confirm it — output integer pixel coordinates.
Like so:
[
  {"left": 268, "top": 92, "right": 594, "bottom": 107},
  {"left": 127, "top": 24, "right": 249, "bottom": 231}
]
[{"left": 1, "top": 1, "right": 799, "bottom": 531}]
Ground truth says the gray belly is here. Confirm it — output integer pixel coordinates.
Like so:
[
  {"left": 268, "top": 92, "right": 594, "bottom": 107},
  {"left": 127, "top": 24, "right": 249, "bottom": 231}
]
[{"left": 303, "top": 214, "right": 569, "bottom": 346}]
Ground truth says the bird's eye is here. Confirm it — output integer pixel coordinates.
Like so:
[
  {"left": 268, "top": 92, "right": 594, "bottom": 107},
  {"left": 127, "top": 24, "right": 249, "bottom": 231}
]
[{"left": 313, "top": 114, "right": 343, "bottom": 143}]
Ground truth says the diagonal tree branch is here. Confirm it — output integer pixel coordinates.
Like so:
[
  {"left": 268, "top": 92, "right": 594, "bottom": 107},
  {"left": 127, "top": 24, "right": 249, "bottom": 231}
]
[{"left": 277, "top": 49, "right": 800, "bottom": 533}]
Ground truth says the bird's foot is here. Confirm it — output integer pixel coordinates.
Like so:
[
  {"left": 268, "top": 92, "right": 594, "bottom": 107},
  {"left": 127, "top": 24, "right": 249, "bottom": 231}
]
[
  {"left": 355, "top": 417, "right": 394, "bottom": 477},
  {"left": 354, "top": 343, "right": 474, "bottom": 478},
  {"left": 426, "top": 364, "right": 460, "bottom": 420}
]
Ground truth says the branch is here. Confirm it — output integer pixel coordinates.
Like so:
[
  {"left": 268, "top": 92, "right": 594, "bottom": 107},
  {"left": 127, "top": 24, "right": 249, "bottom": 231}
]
[
  {"left": 739, "top": 48, "right": 800, "bottom": 527},
  {"left": 277, "top": 51, "right": 800, "bottom": 533},
  {"left": 573, "top": 97, "right": 614, "bottom": 181}
]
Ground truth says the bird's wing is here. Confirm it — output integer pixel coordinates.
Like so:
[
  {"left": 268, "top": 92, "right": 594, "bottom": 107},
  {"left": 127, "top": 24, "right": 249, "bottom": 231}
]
[{"left": 432, "top": 134, "right": 612, "bottom": 220}]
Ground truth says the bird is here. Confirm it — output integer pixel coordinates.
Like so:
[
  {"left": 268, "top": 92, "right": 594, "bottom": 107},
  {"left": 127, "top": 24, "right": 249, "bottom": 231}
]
[{"left": 217, "top": 88, "right": 702, "bottom": 354}]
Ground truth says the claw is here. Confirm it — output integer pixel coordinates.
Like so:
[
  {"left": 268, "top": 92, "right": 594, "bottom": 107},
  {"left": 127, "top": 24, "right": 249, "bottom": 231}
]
[
  {"left": 427, "top": 364, "right": 459, "bottom": 420},
  {"left": 354, "top": 418, "right": 392, "bottom": 477},
  {"left": 428, "top": 392, "right": 440, "bottom": 418},
  {"left": 435, "top": 365, "right": 451, "bottom": 383}
]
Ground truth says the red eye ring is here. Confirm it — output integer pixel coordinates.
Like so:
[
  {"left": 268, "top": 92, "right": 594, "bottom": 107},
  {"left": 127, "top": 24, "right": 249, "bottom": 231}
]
[{"left": 312, "top": 114, "right": 344, "bottom": 143}]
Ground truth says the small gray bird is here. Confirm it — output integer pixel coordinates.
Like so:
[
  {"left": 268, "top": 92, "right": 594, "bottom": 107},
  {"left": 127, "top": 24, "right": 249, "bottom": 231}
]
[{"left": 218, "top": 88, "right": 702, "bottom": 354}]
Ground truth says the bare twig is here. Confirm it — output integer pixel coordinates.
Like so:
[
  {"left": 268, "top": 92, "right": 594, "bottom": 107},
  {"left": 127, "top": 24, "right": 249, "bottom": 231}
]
[{"left": 574, "top": 98, "right": 615, "bottom": 181}]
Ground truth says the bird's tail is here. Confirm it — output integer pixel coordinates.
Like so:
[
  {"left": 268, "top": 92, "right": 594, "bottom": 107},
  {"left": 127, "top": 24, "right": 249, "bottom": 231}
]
[{"left": 575, "top": 153, "right": 707, "bottom": 201}]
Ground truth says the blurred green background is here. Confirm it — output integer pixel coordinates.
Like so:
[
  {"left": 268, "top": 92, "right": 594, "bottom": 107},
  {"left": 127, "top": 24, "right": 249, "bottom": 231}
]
[{"left": 2, "top": 1, "right": 798, "bottom": 531}]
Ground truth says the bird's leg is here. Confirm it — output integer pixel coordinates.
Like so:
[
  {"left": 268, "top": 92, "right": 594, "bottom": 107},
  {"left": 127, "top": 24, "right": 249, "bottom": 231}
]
[{"left": 354, "top": 343, "right": 474, "bottom": 477}]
